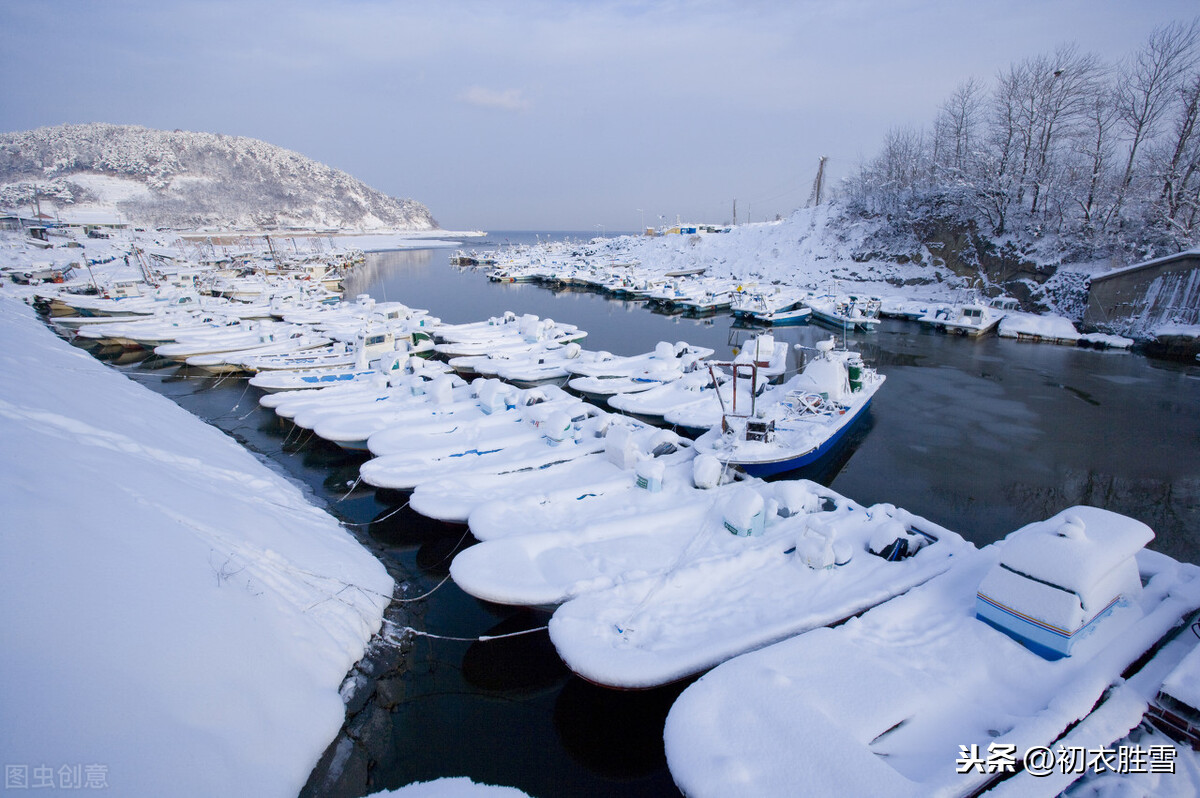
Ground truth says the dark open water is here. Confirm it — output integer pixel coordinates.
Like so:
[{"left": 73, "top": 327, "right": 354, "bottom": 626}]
[{"left": 107, "top": 232, "right": 1200, "bottom": 797}]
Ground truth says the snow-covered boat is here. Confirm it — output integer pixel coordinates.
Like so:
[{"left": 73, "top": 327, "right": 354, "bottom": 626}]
[
  {"left": 432, "top": 312, "right": 587, "bottom": 358},
  {"left": 731, "top": 286, "right": 812, "bottom": 325},
  {"left": 239, "top": 329, "right": 416, "bottom": 373},
  {"left": 692, "top": 338, "right": 884, "bottom": 476},
  {"left": 153, "top": 323, "right": 315, "bottom": 363},
  {"left": 259, "top": 358, "right": 454, "bottom": 421},
  {"left": 607, "top": 368, "right": 731, "bottom": 426},
  {"left": 184, "top": 332, "right": 335, "bottom": 374},
  {"left": 72, "top": 310, "right": 238, "bottom": 348},
  {"left": 918, "top": 294, "right": 1008, "bottom": 336},
  {"left": 408, "top": 425, "right": 694, "bottom": 524},
  {"left": 879, "top": 296, "right": 931, "bottom": 320},
  {"left": 746, "top": 305, "right": 813, "bottom": 326},
  {"left": 564, "top": 341, "right": 715, "bottom": 403},
  {"left": 316, "top": 381, "right": 576, "bottom": 452},
  {"left": 804, "top": 293, "right": 882, "bottom": 332},
  {"left": 358, "top": 402, "right": 606, "bottom": 491},
  {"left": 662, "top": 506, "right": 1200, "bottom": 798},
  {"left": 547, "top": 482, "right": 971, "bottom": 688},
  {"left": 246, "top": 344, "right": 445, "bottom": 392}
]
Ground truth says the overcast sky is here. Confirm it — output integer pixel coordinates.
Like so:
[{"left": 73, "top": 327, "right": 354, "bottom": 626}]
[{"left": 1, "top": 1, "right": 1196, "bottom": 231}]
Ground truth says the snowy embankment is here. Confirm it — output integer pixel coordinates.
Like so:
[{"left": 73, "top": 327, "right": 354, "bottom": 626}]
[{"left": 0, "top": 297, "right": 392, "bottom": 796}]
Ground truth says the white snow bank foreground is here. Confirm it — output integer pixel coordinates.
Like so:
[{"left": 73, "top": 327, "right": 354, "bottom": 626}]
[{"left": 0, "top": 297, "right": 392, "bottom": 796}]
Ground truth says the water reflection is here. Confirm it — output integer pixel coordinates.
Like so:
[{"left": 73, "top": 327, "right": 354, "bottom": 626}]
[
  {"left": 348, "top": 245, "right": 1200, "bottom": 561},
  {"left": 461, "top": 611, "right": 566, "bottom": 692}
]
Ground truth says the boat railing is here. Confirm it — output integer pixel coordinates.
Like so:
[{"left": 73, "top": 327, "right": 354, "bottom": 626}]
[{"left": 707, "top": 361, "right": 759, "bottom": 434}]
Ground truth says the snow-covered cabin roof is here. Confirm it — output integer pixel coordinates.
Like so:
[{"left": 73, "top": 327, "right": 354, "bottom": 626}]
[
  {"left": 1161, "top": 637, "right": 1200, "bottom": 710},
  {"left": 997, "top": 506, "right": 1152, "bottom": 595}
]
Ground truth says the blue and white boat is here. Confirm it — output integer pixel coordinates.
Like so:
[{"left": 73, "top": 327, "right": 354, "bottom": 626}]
[
  {"left": 804, "top": 292, "right": 882, "bottom": 332},
  {"left": 693, "top": 338, "right": 883, "bottom": 477}
]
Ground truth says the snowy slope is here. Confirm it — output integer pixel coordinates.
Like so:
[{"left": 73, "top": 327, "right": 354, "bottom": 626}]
[
  {"left": 0, "top": 296, "right": 392, "bottom": 796},
  {"left": 0, "top": 123, "right": 437, "bottom": 231}
]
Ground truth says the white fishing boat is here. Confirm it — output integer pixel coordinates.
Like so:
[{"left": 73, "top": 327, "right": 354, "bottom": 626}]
[
  {"left": 663, "top": 506, "right": 1200, "bottom": 798},
  {"left": 548, "top": 483, "right": 971, "bottom": 689},
  {"left": 608, "top": 368, "right": 731, "bottom": 426},
  {"left": 731, "top": 286, "right": 811, "bottom": 325},
  {"left": 71, "top": 310, "right": 238, "bottom": 348},
  {"left": 259, "top": 359, "right": 453, "bottom": 420},
  {"left": 408, "top": 425, "right": 693, "bottom": 524},
  {"left": 184, "top": 332, "right": 334, "bottom": 374},
  {"left": 746, "top": 305, "right": 813, "bottom": 326},
  {"left": 565, "top": 341, "right": 715, "bottom": 402},
  {"left": 693, "top": 338, "right": 884, "bottom": 477},
  {"left": 433, "top": 314, "right": 588, "bottom": 359},
  {"left": 919, "top": 293, "right": 1009, "bottom": 337},
  {"left": 879, "top": 296, "right": 931, "bottom": 320},
  {"left": 248, "top": 357, "right": 409, "bottom": 393},
  {"left": 358, "top": 403, "right": 610, "bottom": 491},
  {"left": 316, "top": 381, "right": 576, "bottom": 452},
  {"left": 153, "top": 322, "right": 312, "bottom": 362},
  {"left": 804, "top": 292, "right": 882, "bottom": 332},
  {"left": 239, "top": 328, "right": 410, "bottom": 373}
]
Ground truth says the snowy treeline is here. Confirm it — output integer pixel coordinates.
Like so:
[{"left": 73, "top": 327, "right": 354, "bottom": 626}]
[
  {"left": 0, "top": 123, "right": 437, "bottom": 231},
  {"left": 844, "top": 20, "right": 1200, "bottom": 265}
]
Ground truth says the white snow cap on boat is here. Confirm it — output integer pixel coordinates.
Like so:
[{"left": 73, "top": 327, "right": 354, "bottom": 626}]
[
  {"left": 654, "top": 340, "right": 675, "bottom": 360},
  {"left": 475, "top": 379, "right": 515, "bottom": 413},
  {"left": 427, "top": 375, "right": 456, "bottom": 405},
  {"left": 998, "top": 506, "right": 1152, "bottom": 598},
  {"left": 604, "top": 423, "right": 638, "bottom": 468},
  {"left": 542, "top": 410, "right": 573, "bottom": 443},
  {"left": 775, "top": 480, "right": 820, "bottom": 517},
  {"left": 802, "top": 352, "right": 849, "bottom": 402},
  {"left": 692, "top": 453, "right": 723, "bottom": 489}
]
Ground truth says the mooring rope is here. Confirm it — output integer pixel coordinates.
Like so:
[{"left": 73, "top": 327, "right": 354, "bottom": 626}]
[
  {"left": 382, "top": 619, "right": 548, "bottom": 644},
  {"left": 340, "top": 498, "right": 410, "bottom": 526}
]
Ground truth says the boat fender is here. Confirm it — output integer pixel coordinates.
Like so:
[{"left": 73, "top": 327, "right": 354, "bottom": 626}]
[
  {"left": 635, "top": 459, "right": 665, "bottom": 492},
  {"left": 723, "top": 487, "right": 766, "bottom": 537},
  {"left": 692, "top": 454, "right": 723, "bottom": 490}
]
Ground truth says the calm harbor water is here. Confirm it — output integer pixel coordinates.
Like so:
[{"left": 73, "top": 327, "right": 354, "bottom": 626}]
[{"left": 106, "top": 232, "right": 1200, "bottom": 797}]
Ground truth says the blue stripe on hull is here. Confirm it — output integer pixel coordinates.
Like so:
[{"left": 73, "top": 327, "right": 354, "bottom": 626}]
[
  {"left": 975, "top": 593, "right": 1123, "bottom": 660},
  {"left": 737, "top": 398, "right": 873, "bottom": 478}
]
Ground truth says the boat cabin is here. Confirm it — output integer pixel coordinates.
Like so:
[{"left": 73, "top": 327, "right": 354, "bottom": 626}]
[
  {"left": 975, "top": 506, "right": 1151, "bottom": 660},
  {"left": 1146, "top": 636, "right": 1200, "bottom": 749}
]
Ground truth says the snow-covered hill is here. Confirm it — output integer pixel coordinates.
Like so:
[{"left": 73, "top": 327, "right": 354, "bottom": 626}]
[{"left": 0, "top": 123, "right": 437, "bottom": 231}]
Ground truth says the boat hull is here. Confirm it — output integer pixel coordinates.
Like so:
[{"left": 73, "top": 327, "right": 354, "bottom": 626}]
[{"left": 725, "top": 396, "right": 874, "bottom": 478}]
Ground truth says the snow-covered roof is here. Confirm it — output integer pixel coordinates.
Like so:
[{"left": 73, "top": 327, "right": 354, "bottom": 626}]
[{"left": 997, "top": 506, "right": 1153, "bottom": 594}]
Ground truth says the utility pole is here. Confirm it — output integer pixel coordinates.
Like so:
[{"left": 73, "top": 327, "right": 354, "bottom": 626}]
[{"left": 807, "top": 156, "right": 828, "bottom": 207}]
